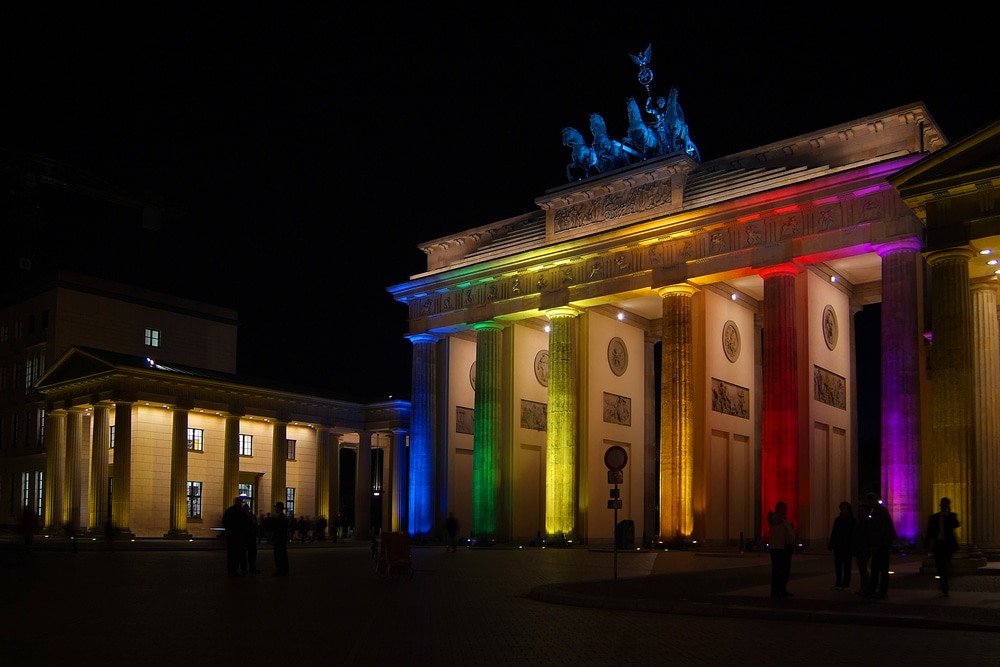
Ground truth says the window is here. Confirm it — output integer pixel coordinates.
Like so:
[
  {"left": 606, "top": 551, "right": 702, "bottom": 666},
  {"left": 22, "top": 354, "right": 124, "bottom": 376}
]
[
  {"left": 286, "top": 439, "right": 296, "bottom": 461},
  {"left": 186, "top": 428, "right": 204, "bottom": 452},
  {"left": 186, "top": 481, "right": 202, "bottom": 519},
  {"left": 238, "top": 434, "right": 252, "bottom": 457},
  {"left": 21, "top": 472, "right": 30, "bottom": 513},
  {"left": 144, "top": 328, "right": 161, "bottom": 348},
  {"left": 285, "top": 488, "right": 295, "bottom": 516},
  {"left": 109, "top": 425, "right": 116, "bottom": 449},
  {"left": 24, "top": 353, "right": 44, "bottom": 394},
  {"left": 238, "top": 483, "right": 254, "bottom": 512},
  {"left": 37, "top": 409, "right": 45, "bottom": 446},
  {"left": 34, "top": 471, "right": 43, "bottom": 518}
]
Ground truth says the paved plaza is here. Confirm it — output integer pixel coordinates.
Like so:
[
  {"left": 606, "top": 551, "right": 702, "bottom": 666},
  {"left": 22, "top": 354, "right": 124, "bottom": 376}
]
[{"left": 1, "top": 536, "right": 998, "bottom": 666}]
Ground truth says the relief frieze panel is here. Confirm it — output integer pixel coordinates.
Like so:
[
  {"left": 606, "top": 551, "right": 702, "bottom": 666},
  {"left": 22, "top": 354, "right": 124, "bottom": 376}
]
[{"left": 553, "top": 178, "right": 673, "bottom": 234}]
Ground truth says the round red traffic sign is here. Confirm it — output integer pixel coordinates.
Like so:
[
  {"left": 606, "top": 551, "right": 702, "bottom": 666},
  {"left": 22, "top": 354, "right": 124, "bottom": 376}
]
[{"left": 604, "top": 445, "right": 628, "bottom": 471}]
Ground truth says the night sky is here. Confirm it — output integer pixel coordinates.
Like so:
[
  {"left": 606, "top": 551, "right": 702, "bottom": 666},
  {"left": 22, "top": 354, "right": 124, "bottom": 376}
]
[{"left": 3, "top": 6, "right": 993, "bottom": 415}]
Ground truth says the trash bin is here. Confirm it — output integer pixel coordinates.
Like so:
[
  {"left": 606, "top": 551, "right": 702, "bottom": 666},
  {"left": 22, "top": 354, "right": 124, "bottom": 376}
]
[{"left": 615, "top": 519, "right": 634, "bottom": 549}]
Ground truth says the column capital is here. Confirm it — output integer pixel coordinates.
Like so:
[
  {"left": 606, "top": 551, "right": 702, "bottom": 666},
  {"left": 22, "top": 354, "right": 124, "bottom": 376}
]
[
  {"left": 874, "top": 238, "right": 923, "bottom": 256},
  {"left": 473, "top": 320, "right": 505, "bottom": 332},
  {"left": 657, "top": 283, "right": 698, "bottom": 298},
  {"left": 544, "top": 306, "right": 583, "bottom": 320},
  {"left": 926, "top": 246, "right": 975, "bottom": 265},
  {"left": 406, "top": 332, "right": 439, "bottom": 345},
  {"left": 758, "top": 262, "right": 801, "bottom": 280},
  {"left": 970, "top": 275, "right": 999, "bottom": 292}
]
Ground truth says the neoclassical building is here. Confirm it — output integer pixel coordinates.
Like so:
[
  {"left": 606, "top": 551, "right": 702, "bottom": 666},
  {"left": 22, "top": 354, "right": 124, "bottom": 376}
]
[
  {"left": 1, "top": 272, "right": 409, "bottom": 539},
  {"left": 389, "top": 103, "right": 1000, "bottom": 550}
]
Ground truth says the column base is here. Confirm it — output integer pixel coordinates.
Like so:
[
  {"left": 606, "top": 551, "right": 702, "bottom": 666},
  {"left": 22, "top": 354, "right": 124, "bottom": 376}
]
[{"left": 163, "top": 530, "right": 193, "bottom": 540}]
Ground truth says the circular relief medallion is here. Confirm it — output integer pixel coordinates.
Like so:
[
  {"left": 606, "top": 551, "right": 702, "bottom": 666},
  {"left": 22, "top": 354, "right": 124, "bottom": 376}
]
[
  {"left": 822, "top": 305, "right": 839, "bottom": 351},
  {"left": 722, "top": 320, "right": 741, "bottom": 363},
  {"left": 607, "top": 337, "right": 628, "bottom": 376},
  {"left": 533, "top": 349, "right": 549, "bottom": 387},
  {"left": 469, "top": 361, "right": 476, "bottom": 391}
]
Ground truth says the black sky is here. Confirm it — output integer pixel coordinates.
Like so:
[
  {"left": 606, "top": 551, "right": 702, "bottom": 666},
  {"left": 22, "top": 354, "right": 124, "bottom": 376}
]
[{"left": 3, "top": 5, "right": 994, "bottom": 404}]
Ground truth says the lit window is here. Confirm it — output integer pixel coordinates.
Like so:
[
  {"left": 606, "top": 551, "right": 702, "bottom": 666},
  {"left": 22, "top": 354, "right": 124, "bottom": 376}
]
[
  {"left": 285, "top": 488, "right": 295, "bottom": 516},
  {"left": 286, "top": 439, "right": 296, "bottom": 461},
  {"left": 238, "top": 434, "right": 253, "bottom": 457},
  {"left": 186, "top": 481, "right": 202, "bottom": 519},
  {"left": 144, "top": 328, "right": 161, "bottom": 348},
  {"left": 238, "top": 483, "right": 254, "bottom": 512},
  {"left": 34, "top": 471, "right": 43, "bottom": 518},
  {"left": 37, "top": 409, "right": 45, "bottom": 446},
  {"left": 186, "top": 428, "right": 204, "bottom": 452},
  {"left": 22, "top": 472, "right": 31, "bottom": 512}
]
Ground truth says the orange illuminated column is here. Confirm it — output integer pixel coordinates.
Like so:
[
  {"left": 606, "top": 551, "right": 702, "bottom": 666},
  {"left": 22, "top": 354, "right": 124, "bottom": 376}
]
[
  {"left": 971, "top": 277, "right": 1000, "bottom": 547},
  {"left": 875, "top": 239, "right": 922, "bottom": 541},
  {"left": 43, "top": 410, "right": 67, "bottom": 531},
  {"left": 472, "top": 321, "right": 504, "bottom": 542},
  {"left": 658, "top": 284, "right": 697, "bottom": 540},
  {"left": 65, "top": 409, "right": 84, "bottom": 531},
  {"left": 927, "top": 248, "right": 975, "bottom": 545},
  {"left": 222, "top": 414, "right": 241, "bottom": 514},
  {"left": 545, "top": 307, "right": 581, "bottom": 541},
  {"left": 759, "top": 264, "right": 800, "bottom": 536},
  {"left": 166, "top": 406, "right": 191, "bottom": 539}
]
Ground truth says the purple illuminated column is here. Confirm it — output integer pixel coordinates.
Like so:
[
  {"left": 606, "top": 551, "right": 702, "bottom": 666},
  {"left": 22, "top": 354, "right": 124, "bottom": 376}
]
[
  {"left": 927, "top": 248, "right": 975, "bottom": 545},
  {"left": 875, "top": 239, "right": 921, "bottom": 541},
  {"left": 760, "top": 264, "right": 800, "bottom": 536}
]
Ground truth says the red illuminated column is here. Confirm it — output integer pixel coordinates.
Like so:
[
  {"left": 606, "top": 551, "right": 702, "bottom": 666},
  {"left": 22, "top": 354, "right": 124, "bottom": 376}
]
[{"left": 760, "top": 264, "right": 800, "bottom": 537}]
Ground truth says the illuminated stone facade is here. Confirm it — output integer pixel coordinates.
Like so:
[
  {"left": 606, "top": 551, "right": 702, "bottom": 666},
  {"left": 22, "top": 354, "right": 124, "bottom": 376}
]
[{"left": 390, "top": 104, "right": 1000, "bottom": 549}]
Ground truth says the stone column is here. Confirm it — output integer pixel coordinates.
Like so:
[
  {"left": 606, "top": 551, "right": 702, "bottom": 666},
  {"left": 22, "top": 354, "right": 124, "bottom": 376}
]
[
  {"left": 875, "top": 239, "right": 922, "bottom": 541},
  {"left": 545, "top": 307, "right": 581, "bottom": 542},
  {"left": 165, "top": 407, "right": 191, "bottom": 539},
  {"left": 331, "top": 435, "right": 342, "bottom": 526},
  {"left": 222, "top": 414, "right": 241, "bottom": 514},
  {"left": 88, "top": 403, "right": 111, "bottom": 532},
  {"left": 110, "top": 401, "right": 134, "bottom": 536},
  {"left": 315, "top": 426, "right": 331, "bottom": 534},
  {"left": 927, "top": 248, "right": 975, "bottom": 545},
  {"left": 43, "top": 410, "right": 67, "bottom": 531},
  {"left": 472, "top": 321, "right": 504, "bottom": 543},
  {"left": 407, "top": 333, "right": 437, "bottom": 537},
  {"left": 391, "top": 429, "right": 409, "bottom": 533},
  {"left": 760, "top": 264, "right": 800, "bottom": 535},
  {"left": 643, "top": 331, "right": 658, "bottom": 546},
  {"left": 355, "top": 431, "right": 372, "bottom": 539},
  {"left": 970, "top": 277, "right": 1000, "bottom": 547},
  {"left": 658, "top": 284, "right": 697, "bottom": 542},
  {"left": 271, "top": 421, "right": 288, "bottom": 513},
  {"left": 65, "top": 409, "right": 85, "bottom": 532}
]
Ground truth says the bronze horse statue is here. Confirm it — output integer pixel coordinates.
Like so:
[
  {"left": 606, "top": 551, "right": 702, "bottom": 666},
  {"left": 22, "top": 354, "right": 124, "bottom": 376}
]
[
  {"left": 562, "top": 126, "right": 598, "bottom": 180},
  {"left": 625, "top": 96, "right": 659, "bottom": 158},
  {"left": 589, "top": 113, "right": 630, "bottom": 173}
]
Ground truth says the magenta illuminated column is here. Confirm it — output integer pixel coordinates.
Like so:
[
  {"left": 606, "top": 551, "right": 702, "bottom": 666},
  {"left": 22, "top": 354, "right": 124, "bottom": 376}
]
[
  {"left": 875, "top": 239, "right": 922, "bottom": 542},
  {"left": 472, "top": 321, "right": 504, "bottom": 542},
  {"left": 407, "top": 333, "right": 437, "bottom": 538},
  {"left": 760, "top": 264, "right": 800, "bottom": 537},
  {"left": 927, "top": 248, "right": 975, "bottom": 545},
  {"left": 658, "top": 284, "right": 697, "bottom": 541}
]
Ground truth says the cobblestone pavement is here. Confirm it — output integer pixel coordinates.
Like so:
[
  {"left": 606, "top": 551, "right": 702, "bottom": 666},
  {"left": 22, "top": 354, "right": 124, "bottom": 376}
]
[{"left": 1, "top": 537, "right": 998, "bottom": 666}]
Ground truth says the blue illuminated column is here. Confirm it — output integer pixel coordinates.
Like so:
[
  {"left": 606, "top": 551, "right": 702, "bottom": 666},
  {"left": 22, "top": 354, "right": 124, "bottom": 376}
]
[
  {"left": 545, "top": 307, "right": 581, "bottom": 541},
  {"left": 875, "top": 239, "right": 922, "bottom": 542},
  {"left": 472, "top": 321, "right": 504, "bottom": 542},
  {"left": 407, "top": 333, "right": 437, "bottom": 537}
]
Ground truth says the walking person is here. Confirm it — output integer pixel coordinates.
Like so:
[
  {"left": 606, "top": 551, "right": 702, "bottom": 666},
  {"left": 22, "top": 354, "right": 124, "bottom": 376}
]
[
  {"left": 271, "top": 501, "right": 290, "bottom": 576},
  {"left": 924, "top": 497, "right": 959, "bottom": 597},
  {"left": 827, "top": 501, "right": 855, "bottom": 590},
  {"left": 767, "top": 501, "right": 796, "bottom": 599},
  {"left": 223, "top": 495, "right": 247, "bottom": 576},
  {"left": 859, "top": 492, "right": 896, "bottom": 599}
]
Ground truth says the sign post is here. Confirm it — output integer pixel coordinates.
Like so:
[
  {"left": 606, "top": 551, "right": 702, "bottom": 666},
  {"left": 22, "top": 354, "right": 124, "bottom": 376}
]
[{"left": 604, "top": 445, "right": 628, "bottom": 582}]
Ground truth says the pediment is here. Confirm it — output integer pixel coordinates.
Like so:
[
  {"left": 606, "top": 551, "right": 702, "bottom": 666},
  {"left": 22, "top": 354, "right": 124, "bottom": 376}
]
[
  {"left": 892, "top": 119, "right": 1000, "bottom": 196},
  {"left": 35, "top": 347, "right": 120, "bottom": 389}
]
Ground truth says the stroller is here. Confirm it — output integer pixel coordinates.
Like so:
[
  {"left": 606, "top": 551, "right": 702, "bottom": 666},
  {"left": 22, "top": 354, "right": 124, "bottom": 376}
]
[{"left": 374, "top": 531, "right": 413, "bottom": 580}]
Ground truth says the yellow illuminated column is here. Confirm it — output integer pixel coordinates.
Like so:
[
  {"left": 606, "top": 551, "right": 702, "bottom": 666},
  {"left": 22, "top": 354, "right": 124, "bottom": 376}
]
[
  {"left": 331, "top": 435, "right": 342, "bottom": 526},
  {"left": 65, "top": 409, "right": 85, "bottom": 532},
  {"left": 970, "top": 277, "right": 1000, "bottom": 547},
  {"left": 165, "top": 407, "right": 191, "bottom": 539},
  {"left": 355, "top": 430, "right": 372, "bottom": 539},
  {"left": 222, "top": 414, "right": 241, "bottom": 514},
  {"left": 544, "top": 307, "right": 580, "bottom": 541},
  {"left": 927, "top": 248, "right": 975, "bottom": 545},
  {"left": 110, "top": 401, "right": 133, "bottom": 536},
  {"left": 658, "top": 285, "right": 697, "bottom": 540},
  {"left": 473, "top": 321, "right": 504, "bottom": 542},
  {"left": 88, "top": 403, "right": 111, "bottom": 532},
  {"left": 315, "top": 426, "right": 331, "bottom": 533},
  {"left": 43, "top": 410, "right": 66, "bottom": 531},
  {"left": 271, "top": 420, "right": 288, "bottom": 515}
]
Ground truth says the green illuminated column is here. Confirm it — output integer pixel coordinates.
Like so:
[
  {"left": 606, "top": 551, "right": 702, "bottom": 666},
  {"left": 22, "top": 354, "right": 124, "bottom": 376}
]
[
  {"left": 110, "top": 401, "right": 133, "bottom": 536},
  {"left": 544, "top": 307, "right": 581, "bottom": 541},
  {"left": 43, "top": 410, "right": 66, "bottom": 531},
  {"left": 165, "top": 407, "right": 191, "bottom": 539},
  {"left": 88, "top": 403, "right": 111, "bottom": 532},
  {"left": 927, "top": 248, "right": 974, "bottom": 545},
  {"left": 473, "top": 321, "right": 504, "bottom": 542},
  {"left": 658, "top": 285, "right": 697, "bottom": 541}
]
